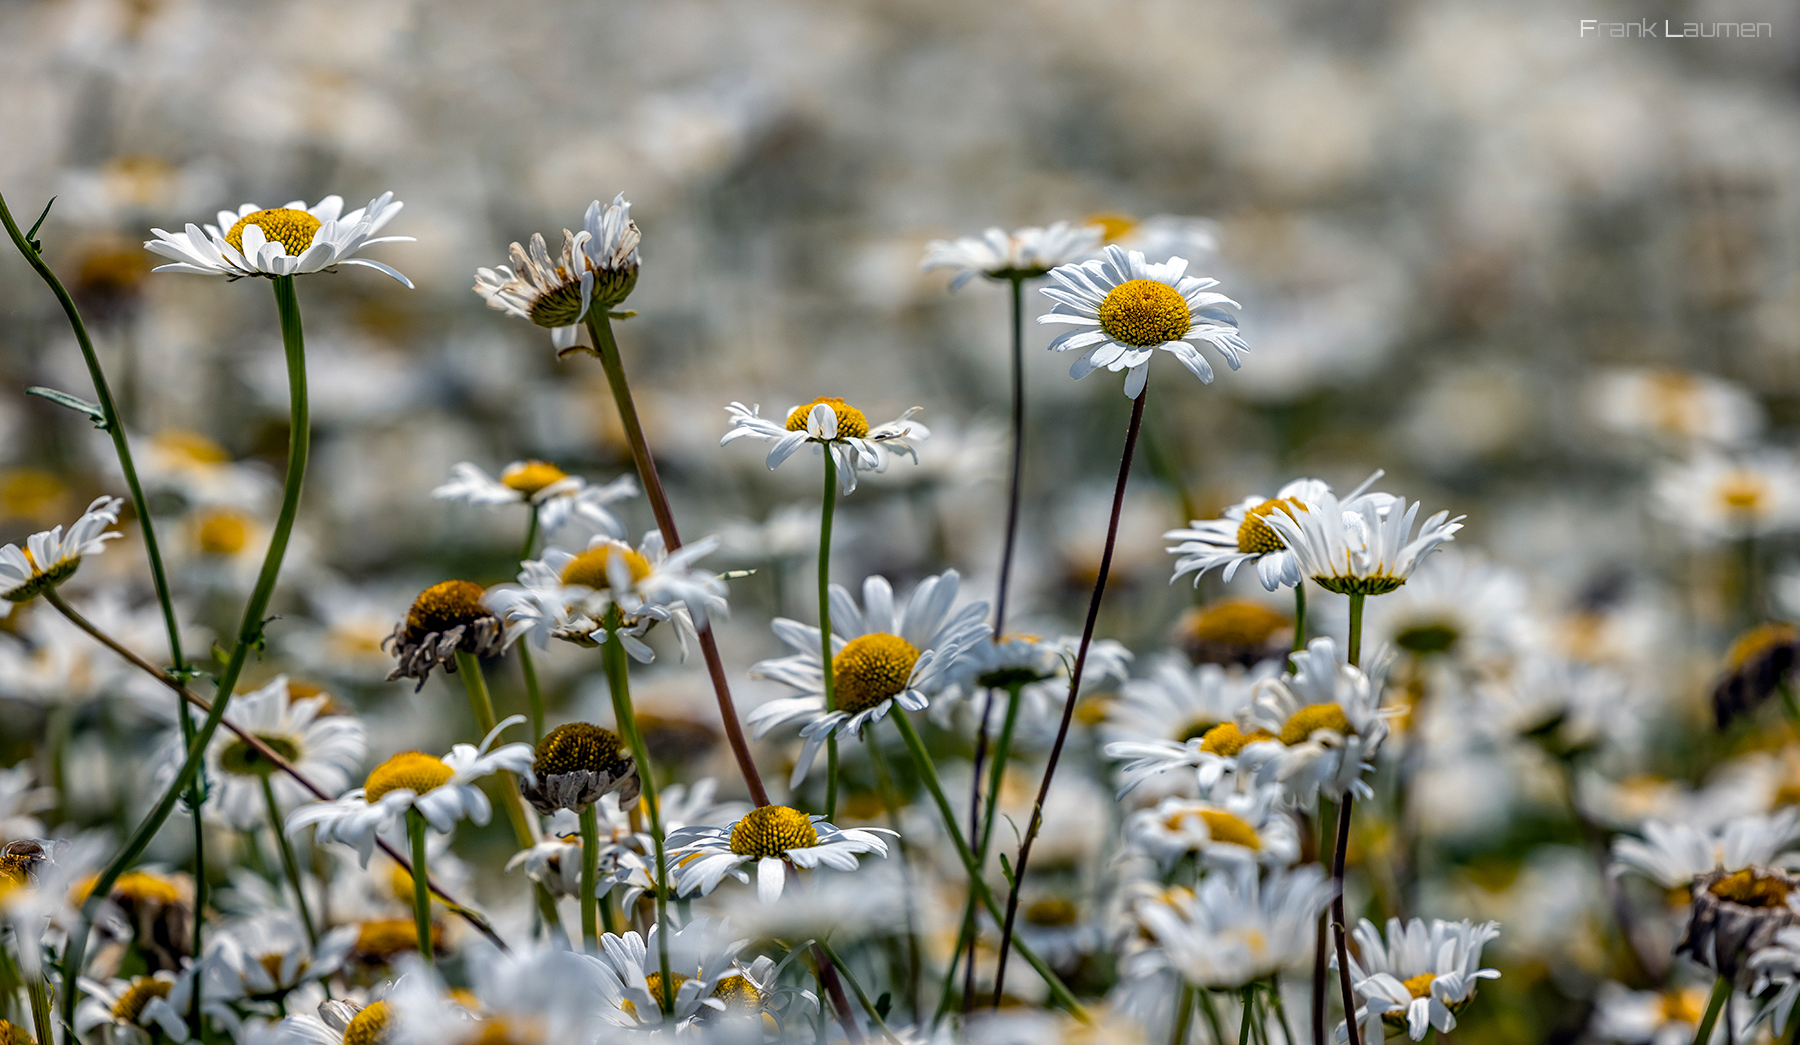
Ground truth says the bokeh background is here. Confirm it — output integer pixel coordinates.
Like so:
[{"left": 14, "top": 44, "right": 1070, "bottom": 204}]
[{"left": 6, "top": 0, "right": 1800, "bottom": 1040}]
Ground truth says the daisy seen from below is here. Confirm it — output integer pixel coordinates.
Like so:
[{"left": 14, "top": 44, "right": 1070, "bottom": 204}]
[
  {"left": 383, "top": 579, "right": 517, "bottom": 690},
  {"left": 144, "top": 193, "right": 411, "bottom": 284},
  {"left": 1125, "top": 863, "right": 1334, "bottom": 989},
  {"left": 1100, "top": 657, "right": 1278, "bottom": 796},
  {"left": 1, "top": 495, "right": 123, "bottom": 615},
  {"left": 919, "top": 220, "right": 1103, "bottom": 289},
  {"left": 721, "top": 397, "right": 928, "bottom": 494},
  {"left": 1653, "top": 450, "right": 1800, "bottom": 543},
  {"left": 745, "top": 570, "right": 990, "bottom": 785},
  {"left": 666, "top": 804, "right": 895, "bottom": 903},
  {"left": 1165, "top": 472, "right": 1389, "bottom": 591},
  {"left": 1038, "top": 243, "right": 1248, "bottom": 398},
  {"left": 285, "top": 717, "right": 534, "bottom": 866},
  {"left": 432, "top": 460, "right": 637, "bottom": 537},
  {"left": 1263, "top": 490, "right": 1463, "bottom": 598},
  {"left": 203, "top": 912, "right": 357, "bottom": 1018},
  {"left": 1338, "top": 917, "right": 1501, "bottom": 1043},
  {"left": 473, "top": 193, "right": 641, "bottom": 351}
]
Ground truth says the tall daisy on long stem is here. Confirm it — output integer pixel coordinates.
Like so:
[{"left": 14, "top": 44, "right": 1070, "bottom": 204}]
[{"left": 990, "top": 245, "right": 1247, "bottom": 1006}]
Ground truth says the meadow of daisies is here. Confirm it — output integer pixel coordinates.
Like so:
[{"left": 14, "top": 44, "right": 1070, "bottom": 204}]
[{"left": 7, "top": 4, "right": 1800, "bottom": 1045}]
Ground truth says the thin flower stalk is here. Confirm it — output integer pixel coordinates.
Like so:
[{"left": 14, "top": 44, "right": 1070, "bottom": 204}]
[
  {"left": 992, "top": 386, "right": 1148, "bottom": 1006},
  {"left": 938, "top": 679, "right": 1026, "bottom": 1018},
  {"left": 519, "top": 507, "right": 547, "bottom": 741},
  {"left": 406, "top": 808, "right": 434, "bottom": 966},
  {"left": 1692, "top": 976, "right": 1729, "bottom": 1045},
  {"left": 583, "top": 312, "right": 770, "bottom": 806},
  {"left": 1328, "top": 593, "right": 1369, "bottom": 1045},
  {"left": 820, "top": 450, "right": 842, "bottom": 817},
  {"left": 580, "top": 803, "right": 602, "bottom": 952},
  {"left": 1170, "top": 984, "right": 1196, "bottom": 1045},
  {"left": 261, "top": 774, "right": 319, "bottom": 947},
  {"left": 818, "top": 938, "right": 903, "bottom": 1045}
]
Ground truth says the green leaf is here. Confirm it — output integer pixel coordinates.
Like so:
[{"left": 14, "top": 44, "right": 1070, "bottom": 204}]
[
  {"left": 875, "top": 992, "right": 892, "bottom": 1019},
  {"left": 24, "top": 196, "right": 54, "bottom": 254},
  {"left": 26, "top": 386, "right": 109, "bottom": 430},
  {"left": 998, "top": 852, "right": 1017, "bottom": 888},
  {"left": 212, "top": 644, "right": 232, "bottom": 665}
]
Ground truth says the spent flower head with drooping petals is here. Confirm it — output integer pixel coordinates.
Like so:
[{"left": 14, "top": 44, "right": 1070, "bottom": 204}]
[{"left": 473, "top": 194, "right": 641, "bottom": 352}]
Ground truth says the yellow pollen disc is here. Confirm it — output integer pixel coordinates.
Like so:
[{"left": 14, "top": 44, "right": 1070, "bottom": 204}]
[
  {"left": 560, "top": 543, "right": 652, "bottom": 590},
  {"left": 785, "top": 397, "right": 870, "bottom": 439},
  {"left": 196, "top": 509, "right": 252, "bottom": 555},
  {"left": 728, "top": 805, "right": 819, "bottom": 858},
  {"left": 1280, "top": 703, "right": 1353, "bottom": 746},
  {"left": 0, "top": 1019, "right": 32, "bottom": 1045},
  {"left": 224, "top": 207, "right": 322, "bottom": 256},
  {"left": 1710, "top": 867, "right": 1792, "bottom": 907},
  {"left": 1178, "top": 717, "right": 1222, "bottom": 743},
  {"left": 534, "top": 722, "right": 632, "bottom": 777},
  {"left": 1236, "top": 499, "right": 1304, "bottom": 556},
  {"left": 1086, "top": 212, "right": 1139, "bottom": 241},
  {"left": 1661, "top": 987, "right": 1708, "bottom": 1025},
  {"left": 364, "top": 751, "right": 454, "bottom": 802},
  {"left": 1098, "top": 278, "right": 1190, "bottom": 348},
  {"left": 1199, "top": 809, "right": 1261, "bottom": 850},
  {"left": 468, "top": 1017, "right": 543, "bottom": 1045},
  {"left": 832, "top": 632, "right": 922, "bottom": 715},
  {"left": 1719, "top": 474, "right": 1767, "bottom": 511},
  {"left": 73, "top": 870, "right": 182, "bottom": 908},
  {"left": 622, "top": 972, "right": 692, "bottom": 1019},
  {"left": 1401, "top": 973, "right": 1435, "bottom": 1000},
  {"left": 405, "top": 580, "right": 490, "bottom": 638},
  {"left": 343, "top": 1000, "right": 395, "bottom": 1045},
  {"left": 112, "top": 978, "right": 173, "bottom": 1025},
  {"left": 711, "top": 975, "right": 763, "bottom": 1013},
  {"left": 354, "top": 919, "right": 437, "bottom": 959},
  {"left": 1727, "top": 622, "right": 1800, "bottom": 672},
  {"left": 1025, "top": 898, "right": 1079, "bottom": 926},
  {"left": 1189, "top": 599, "right": 1292, "bottom": 646},
  {"left": 153, "top": 429, "right": 231, "bottom": 464},
  {"left": 501, "top": 460, "right": 570, "bottom": 497},
  {"left": 1199, "top": 722, "right": 1275, "bottom": 757}
]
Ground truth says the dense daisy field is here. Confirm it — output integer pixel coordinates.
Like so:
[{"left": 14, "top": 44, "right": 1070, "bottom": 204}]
[{"left": 2, "top": 1, "right": 1800, "bottom": 1043}]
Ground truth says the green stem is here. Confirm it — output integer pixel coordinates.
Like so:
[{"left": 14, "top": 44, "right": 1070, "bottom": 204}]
[
  {"left": 1198, "top": 989, "right": 1228, "bottom": 1045},
  {"left": 1169, "top": 983, "right": 1195, "bottom": 1045},
  {"left": 1269, "top": 977, "right": 1297, "bottom": 1045},
  {"left": 517, "top": 508, "right": 546, "bottom": 743},
  {"left": 58, "top": 273, "right": 311, "bottom": 1037},
  {"left": 26, "top": 975, "right": 53, "bottom": 1045},
  {"left": 993, "top": 274, "right": 1027, "bottom": 634},
  {"left": 520, "top": 504, "right": 542, "bottom": 563},
  {"left": 406, "top": 809, "right": 433, "bottom": 966},
  {"left": 887, "top": 711, "right": 1089, "bottom": 1021},
  {"left": 949, "top": 681, "right": 1025, "bottom": 1015},
  {"left": 579, "top": 803, "right": 601, "bottom": 954},
  {"left": 817, "top": 939, "right": 902, "bottom": 1045},
  {"left": 1240, "top": 986, "right": 1256, "bottom": 1045},
  {"left": 601, "top": 622, "right": 673, "bottom": 1018},
  {"left": 1331, "top": 795, "right": 1361, "bottom": 1045},
  {"left": 1347, "top": 593, "right": 1365, "bottom": 668},
  {"left": 261, "top": 775, "right": 317, "bottom": 946},
  {"left": 1692, "top": 975, "right": 1730, "bottom": 1045},
  {"left": 454, "top": 650, "right": 535, "bottom": 848},
  {"left": 1291, "top": 584, "right": 1306, "bottom": 669},
  {"left": 819, "top": 448, "right": 840, "bottom": 819}
]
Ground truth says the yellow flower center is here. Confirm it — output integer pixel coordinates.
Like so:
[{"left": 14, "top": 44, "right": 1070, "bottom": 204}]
[
  {"left": 196, "top": 509, "right": 252, "bottom": 555},
  {"left": 1025, "top": 898, "right": 1080, "bottom": 926},
  {"left": 501, "top": 460, "right": 570, "bottom": 497},
  {"left": 1086, "top": 212, "right": 1139, "bottom": 241},
  {"left": 73, "top": 870, "right": 182, "bottom": 908},
  {"left": 111, "top": 977, "right": 173, "bottom": 1025},
  {"left": 1720, "top": 474, "right": 1767, "bottom": 512},
  {"left": 1280, "top": 703, "right": 1353, "bottom": 746},
  {"left": 728, "top": 805, "right": 819, "bottom": 858},
  {"left": 1188, "top": 600, "right": 1292, "bottom": 646},
  {"left": 832, "top": 633, "right": 921, "bottom": 714},
  {"left": 785, "top": 397, "right": 870, "bottom": 439},
  {"left": 0, "top": 1019, "right": 33, "bottom": 1045},
  {"left": 1709, "top": 867, "right": 1792, "bottom": 907},
  {"left": 1199, "top": 809, "right": 1262, "bottom": 850},
  {"left": 711, "top": 975, "right": 763, "bottom": 1014},
  {"left": 1098, "top": 278, "right": 1190, "bottom": 348},
  {"left": 152, "top": 429, "right": 231, "bottom": 465},
  {"left": 404, "top": 580, "right": 491, "bottom": 640},
  {"left": 353, "top": 919, "right": 438, "bottom": 961},
  {"left": 1236, "top": 498, "right": 1304, "bottom": 556},
  {"left": 467, "top": 1017, "right": 545, "bottom": 1045},
  {"left": 1726, "top": 623, "right": 1800, "bottom": 672},
  {"left": 364, "top": 751, "right": 454, "bottom": 802},
  {"left": 1660, "top": 987, "right": 1709, "bottom": 1025},
  {"left": 559, "top": 543, "right": 652, "bottom": 590},
  {"left": 343, "top": 1000, "right": 395, "bottom": 1045},
  {"left": 622, "top": 972, "right": 692, "bottom": 1019},
  {"left": 224, "top": 207, "right": 322, "bottom": 256},
  {"left": 217, "top": 732, "right": 301, "bottom": 777},
  {"left": 534, "top": 722, "right": 632, "bottom": 777},
  {"left": 1199, "top": 722, "right": 1275, "bottom": 757},
  {"left": 1177, "top": 717, "right": 1223, "bottom": 743},
  {"left": 1402, "top": 973, "right": 1435, "bottom": 1000}
]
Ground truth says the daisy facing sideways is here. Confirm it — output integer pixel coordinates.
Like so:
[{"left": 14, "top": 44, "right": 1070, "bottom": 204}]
[
  {"left": 919, "top": 220, "right": 1103, "bottom": 289},
  {"left": 432, "top": 460, "right": 638, "bottom": 537},
  {"left": 722, "top": 397, "right": 928, "bottom": 494},
  {"left": 1263, "top": 490, "right": 1463, "bottom": 598},
  {"left": 1338, "top": 917, "right": 1501, "bottom": 1043},
  {"left": 665, "top": 805, "right": 895, "bottom": 904},
  {"left": 1, "top": 495, "right": 124, "bottom": 615},
  {"left": 1165, "top": 472, "right": 1389, "bottom": 592},
  {"left": 144, "top": 193, "right": 411, "bottom": 284}
]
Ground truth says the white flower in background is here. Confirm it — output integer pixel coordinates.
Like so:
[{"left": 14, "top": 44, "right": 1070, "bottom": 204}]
[
  {"left": 385, "top": 946, "right": 613, "bottom": 1045},
  {"left": 131, "top": 428, "right": 276, "bottom": 510},
  {"left": 144, "top": 193, "right": 411, "bottom": 284},
  {"left": 1750, "top": 926, "right": 1800, "bottom": 1037},
  {"left": 432, "top": 460, "right": 637, "bottom": 537},
  {"left": 1264, "top": 491, "right": 1463, "bottom": 597},
  {"left": 1124, "top": 784, "right": 1300, "bottom": 871},
  {"left": 1588, "top": 368, "right": 1764, "bottom": 448},
  {"left": 593, "top": 919, "right": 747, "bottom": 1028},
  {"left": 930, "top": 632, "right": 1132, "bottom": 747},
  {"left": 474, "top": 194, "right": 641, "bottom": 351},
  {"left": 1096, "top": 212, "right": 1222, "bottom": 266},
  {"left": 76, "top": 969, "right": 196, "bottom": 1042},
  {"left": 1239, "top": 637, "right": 1393, "bottom": 805},
  {"left": 1166, "top": 472, "right": 1390, "bottom": 591},
  {"left": 0, "top": 764, "right": 54, "bottom": 840},
  {"left": 1363, "top": 550, "right": 1529, "bottom": 663},
  {"left": 1338, "top": 917, "right": 1501, "bottom": 1043},
  {"left": 1653, "top": 450, "right": 1800, "bottom": 543},
  {"left": 1, "top": 495, "right": 123, "bottom": 615},
  {"left": 721, "top": 397, "right": 927, "bottom": 494},
  {"left": 1101, "top": 657, "right": 1277, "bottom": 795},
  {"left": 204, "top": 913, "right": 357, "bottom": 1018},
  {"left": 489, "top": 531, "right": 726, "bottom": 658},
  {"left": 1125, "top": 864, "right": 1333, "bottom": 988},
  {"left": 1589, "top": 981, "right": 1736, "bottom": 1045},
  {"left": 920, "top": 221, "right": 1104, "bottom": 289},
  {"left": 286, "top": 718, "right": 534, "bottom": 866},
  {"left": 1610, "top": 810, "right": 1800, "bottom": 889},
  {"left": 746, "top": 571, "right": 990, "bottom": 785},
  {"left": 1038, "top": 244, "right": 1248, "bottom": 398},
  {"left": 666, "top": 805, "right": 895, "bottom": 903}
]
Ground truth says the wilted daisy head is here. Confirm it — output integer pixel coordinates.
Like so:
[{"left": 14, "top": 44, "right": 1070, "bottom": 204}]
[
  {"left": 519, "top": 721, "right": 639, "bottom": 814},
  {"left": 721, "top": 397, "right": 928, "bottom": 494},
  {"left": 383, "top": 580, "right": 512, "bottom": 691},
  {"left": 920, "top": 220, "right": 1104, "bottom": 289},
  {"left": 144, "top": 193, "right": 411, "bottom": 284},
  {"left": 1038, "top": 244, "right": 1248, "bottom": 398},
  {"left": 0, "top": 495, "right": 124, "bottom": 615},
  {"left": 473, "top": 194, "right": 641, "bottom": 352}
]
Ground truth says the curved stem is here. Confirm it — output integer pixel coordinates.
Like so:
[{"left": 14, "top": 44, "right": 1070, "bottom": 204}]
[
  {"left": 262, "top": 775, "right": 318, "bottom": 947},
  {"left": 406, "top": 809, "right": 434, "bottom": 966},
  {"left": 819, "top": 450, "right": 840, "bottom": 818},
  {"left": 58, "top": 273, "right": 311, "bottom": 1036},
  {"left": 992, "top": 386, "right": 1146, "bottom": 1005},
  {"left": 583, "top": 313, "right": 769, "bottom": 806},
  {"left": 579, "top": 803, "right": 601, "bottom": 954},
  {"left": 1692, "top": 976, "right": 1730, "bottom": 1045},
  {"left": 993, "top": 274, "right": 1027, "bottom": 635},
  {"left": 601, "top": 623, "right": 673, "bottom": 1016}
]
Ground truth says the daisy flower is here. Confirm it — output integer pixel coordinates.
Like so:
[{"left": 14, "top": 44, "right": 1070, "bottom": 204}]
[
  {"left": 1363, "top": 550, "right": 1529, "bottom": 663},
  {"left": 1750, "top": 926, "right": 1800, "bottom": 1036},
  {"left": 382, "top": 580, "right": 517, "bottom": 691},
  {"left": 1339, "top": 917, "right": 1501, "bottom": 1043},
  {"left": 592, "top": 918, "right": 747, "bottom": 1029},
  {"left": 745, "top": 571, "right": 990, "bottom": 785},
  {"left": 1610, "top": 810, "right": 1800, "bottom": 890},
  {"left": 154, "top": 676, "right": 366, "bottom": 832},
  {"left": 385, "top": 946, "right": 613, "bottom": 1045},
  {"left": 518, "top": 721, "right": 639, "bottom": 814},
  {"left": 1125, "top": 864, "right": 1334, "bottom": 989},
  {"left": 1172, "top": 599, "right": 1294, "bottom": 667},
  {"left": 1681, "top": 865, "right": 1800, "bottom": 980},
  {"left": 1037, "top": 244, "right": 1248, "bottom": 398},
  {"left": 929, "top": 632, "right": 1133, "bottom": 748},
  {"left": 1263, "top": 491, "right": 1463, "bottom": 598},
  {"left": 144, "top": 193, "right": 411, "bottom": 284},
  {"left": 285, "top": 718, "right": 534, "bottom": 867},
  {"left": 0, "top": 764, "right": 53, "bottom": 841},
  {"left": 1653, "top": 450, "right": 1800, "bottom": 543},
  {"left": 0, "top": 495, "right": 123, "bottom": 615},
  {"left": 919, "top": 221, "right": 1104, "bottom": 289},
  {"left": 1588, "top": 367, "right": 1763, "bottom": 447},
  {"left": 1095, "top": 212, "right": 1222, "bottom": 266},
  {"left": 275, "top": 998, "right": 395, "bottom": 1045},
  {"left": 1100, "top": 658, "right": 1276, "bottom": 795},
  {"left": 1124, "top": 783, "right": 1300, "bottom": 871},
  {"left": 721, "top": 397, "right": 928, "bottom": 494},
  {"left": 204, "top": 913, "right": 358, "bottom": 1015},
  {"left": 473, "top": 193, "right": 641, "bottom": 352},
  {"left": 1589, "top": 981, "right": 1722, "bottom": 1045},
  {"left": 432, "top": 460, "right": 637, "bottom": 537},
  {"left": 76, "top": 969, "right": 196, "bottom": 1042},
  {"left": 489, "top": 531, "right": 727, "bottom": 659},
  {"left": 666, "top": 805, "right": 895, "bottom": 904},
  {"left": 1165, "top": 472, "right": 1389, "bottom": 591},
  {"left": 1237, "top": 637, "right": 1393, "bottom": 805}
]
